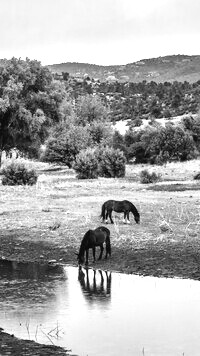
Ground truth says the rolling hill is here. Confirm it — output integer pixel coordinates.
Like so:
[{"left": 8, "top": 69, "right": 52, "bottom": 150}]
[{"left": 48, "top": 54, "right": 200, "bottom": 83}]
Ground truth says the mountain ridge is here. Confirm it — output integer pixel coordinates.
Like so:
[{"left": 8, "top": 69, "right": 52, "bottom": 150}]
[{"left": 48, "top": 54, "right": 200, "bottom": 83}]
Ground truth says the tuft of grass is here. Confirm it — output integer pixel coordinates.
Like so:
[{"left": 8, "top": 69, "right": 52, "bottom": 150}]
[{"left": 157, "top": 202, "right": 200, "bottom": 240}]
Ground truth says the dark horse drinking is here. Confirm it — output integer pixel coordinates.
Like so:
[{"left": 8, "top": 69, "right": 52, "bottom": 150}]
[
  {"left": 77, "top": 226, "right": 111, "bottom": 265},
  {"left": 100, "top": 199, "right": 140, "bottom": 224}
]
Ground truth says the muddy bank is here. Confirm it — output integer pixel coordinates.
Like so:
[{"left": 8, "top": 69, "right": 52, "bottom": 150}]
[
  {"left": 1, "top": 229, "right": 200, "bottom": 280},
  {"left": 1, "top": 236, "right": 200, "bottom": 355},
  {"left": 1, "top": 230, "right": 200, "bottom": 355},
  {"left": 0, "top": 329, "right": 77, "bottom": 356}
]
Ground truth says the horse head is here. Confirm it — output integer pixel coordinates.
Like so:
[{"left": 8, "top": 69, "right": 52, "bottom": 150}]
[
  {"left": 135, "top": 214, "right": 140, "bottom": 224},
  {"left": 74, "top": 252, "right": 84, "bottom": 265}
]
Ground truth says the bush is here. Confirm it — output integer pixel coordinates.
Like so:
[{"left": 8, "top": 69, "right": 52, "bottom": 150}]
[
  {"left": 41, "top": 124, "right": 90, "bottom": 167},
  {"left": 140, "top": 169, "right": 161, "bottom": 184},
  {"left": 73, "top": 148, "right": 98, "bottom": 179},
  {"left": 123, "top": 124, "right": 197, "bottom": 164},
  {"left": 88, "top": 119, "right": 113, "bottom": 146},
  {"left": 1, "top": 162, "right": 38, "bottom": 185},
  {"left": 96, "top": 146, "right": 126, "bottom": 178}
]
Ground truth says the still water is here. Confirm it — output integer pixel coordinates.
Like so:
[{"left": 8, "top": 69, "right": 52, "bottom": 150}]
[{"left": 0, "top": 260, "right": 200, "bottom": 356}]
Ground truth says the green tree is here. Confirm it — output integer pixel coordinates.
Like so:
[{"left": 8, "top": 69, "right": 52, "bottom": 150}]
[
  {"left": 182, "top": 114, "right": 200, "bottom": 151},
  {"left": 112, "top": 130, "right": 126, "bottom": 153},
  {"left": 142, "top": 125, "right": 196, "bottom": 164},
  {"left": 0, "top": 57, "right": 55, "bottom": 164},
  {"left": 123, "top": 124, "right": 196, "bottom": 164},
  {"left": 42, "top": 124, "right": 90, "bottom": 167},
  {"left": 88, "top": 119, "right": 113, "bottom": 146},
  {"left": 75, "top": 94, "right": 108, "bottom": 125}
]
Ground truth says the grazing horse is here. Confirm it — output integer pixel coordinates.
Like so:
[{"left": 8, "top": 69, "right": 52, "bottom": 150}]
[
  {"left": 100, "top": 199, "right": 140, "bottom": 224},
  {"left": 77, "top": 226, "right": 111, "bottom": 265}
]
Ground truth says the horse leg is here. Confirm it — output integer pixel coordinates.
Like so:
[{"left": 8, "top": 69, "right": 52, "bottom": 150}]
[
  {"left": 92, "top": 247, "right": 96, "bottom": 263},
  {"left": 105, "top": 210, "right": 109, "bottom": 224},
  {"left": 85, "top": 249, "right": 89, "bottom": 265},
  {"left": 98, "top": 245, "right": 104, "bottom": 260},
  {"left": 105, "top": 237, "right": 111, "bottom": 258},
  {"left": 123, "top": 212, "right": 126, "bottom": 224},
  {"left": 105, "top": 247, "right": 108, "bottom": 259},
  {"left": 109, "top": 210, "right": 114, "bottom": 224},
  {"left": 126, "top": 211, "right": 130, "bottom": 224}
]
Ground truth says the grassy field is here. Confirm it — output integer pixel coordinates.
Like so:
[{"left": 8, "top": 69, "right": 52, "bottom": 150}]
[{"left": 0, "top": 157, "right": 200, "bottom": 279}]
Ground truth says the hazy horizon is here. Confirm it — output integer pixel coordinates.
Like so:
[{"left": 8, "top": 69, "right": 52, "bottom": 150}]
[
  {"left": 47, "top": 53, "right": 200, "bottom": 67},
  {"left": 0, "top": 0, "right": 200, "bottom": 66}
]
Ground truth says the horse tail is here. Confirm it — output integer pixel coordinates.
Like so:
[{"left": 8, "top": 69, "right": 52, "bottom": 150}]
[
  {"left": 106, "top": 235, "right": 111, "bottom": 256},
  {"left": 100, "top": 203, "right": 106, "bottom": 220}
]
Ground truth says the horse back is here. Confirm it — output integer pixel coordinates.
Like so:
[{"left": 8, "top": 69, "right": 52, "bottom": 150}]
[
  {"left": 93, "top": 230, "right": 107, "bottom": 245},
  {"left": 83, "top": 229, "right": 106, "bottom": 248},
  {"left": 104, "top": 199, "right": 136, "bottom": 213},
  {"left": 95, "top": 226, "right": 110, "bottom": 238},
  {"left": 104, "top": 200, "right": 122, "bottom": 212}
]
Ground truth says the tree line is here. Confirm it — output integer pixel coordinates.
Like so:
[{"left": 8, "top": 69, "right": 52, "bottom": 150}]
[{"left": 0, "top": 58, "right": 200, "bottom": 177}]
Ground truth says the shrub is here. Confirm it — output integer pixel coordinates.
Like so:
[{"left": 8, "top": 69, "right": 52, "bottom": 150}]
[
  {"left": 130, "top": 117, "right": 143, "bottom": 127},
  {"left": 1, "top": 162, "right": 38, "bottom": 185},
  {"left": 88, "top": 119, "right": 113, "bottom": 146},
  {"left": 75, "top": 94, "right": 108, "bottom": 125},
  {"left": 96, "top": 146, "right": 126, "bottom": 178},
  {"left": 123, "top": 124, "right": 197, "bottom": 164},
  {"left": 41, "top": 124, "right": 90, "bottom": 167},
  {"left": 73, "top": 148, "right": 98, "bottom": 179},
  {"left": 140, "top": 169, "right": 161, "bottom": 184}
]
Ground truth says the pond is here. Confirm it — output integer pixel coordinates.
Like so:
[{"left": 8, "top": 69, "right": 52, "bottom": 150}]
[{"left": 0, "top": 260, "right": 200, "bottom": 356}]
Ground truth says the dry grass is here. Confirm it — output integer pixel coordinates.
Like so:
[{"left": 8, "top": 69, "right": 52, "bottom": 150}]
[
  {"left": 0, "top": 157, "right": 200, "bottom": 278},
  {"left": 0, "top": 159, "right": 199, "bottom": 241}
]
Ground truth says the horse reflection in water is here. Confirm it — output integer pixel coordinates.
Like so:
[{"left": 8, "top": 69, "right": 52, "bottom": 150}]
[{"left": 78, "top": 266, "right": 111, "bottom": 304}]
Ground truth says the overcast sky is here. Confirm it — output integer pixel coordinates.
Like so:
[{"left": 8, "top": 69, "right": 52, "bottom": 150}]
[{"left": 1, "top": 0, "right": 200, "bottom": 65}]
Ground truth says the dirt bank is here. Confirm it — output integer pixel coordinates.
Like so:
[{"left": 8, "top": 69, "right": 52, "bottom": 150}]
[{"left": 0, "top": 329, "right": 77, "bottom": 356}]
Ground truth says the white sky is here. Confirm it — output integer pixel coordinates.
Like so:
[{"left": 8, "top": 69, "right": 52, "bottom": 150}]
[{"left": 0, "top": 0, "right": 200, "bottom": 66}]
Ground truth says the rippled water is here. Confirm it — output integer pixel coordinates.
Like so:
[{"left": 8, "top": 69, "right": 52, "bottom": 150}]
[{"left": 0, "top": 260, "right": 200, "bottom": 356}]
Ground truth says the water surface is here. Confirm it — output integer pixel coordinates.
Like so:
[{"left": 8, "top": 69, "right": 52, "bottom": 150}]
[{"left": 0, "top": 260, "right": 200, "bottom": 356}]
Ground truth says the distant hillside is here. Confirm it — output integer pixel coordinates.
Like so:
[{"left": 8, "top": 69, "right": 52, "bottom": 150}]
[{"left": 48, "top": 55, "right": 200, "bottom": 83}]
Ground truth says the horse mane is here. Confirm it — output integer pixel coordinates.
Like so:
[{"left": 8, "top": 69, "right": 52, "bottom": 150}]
[{"left": 78, "top": 230, "right": 92, "bottom": 256}]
